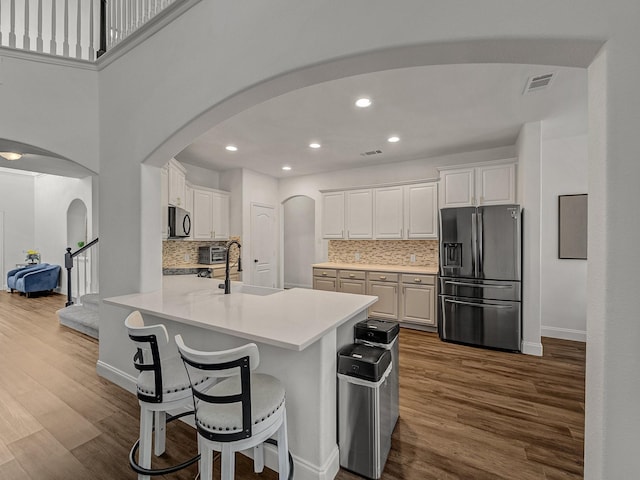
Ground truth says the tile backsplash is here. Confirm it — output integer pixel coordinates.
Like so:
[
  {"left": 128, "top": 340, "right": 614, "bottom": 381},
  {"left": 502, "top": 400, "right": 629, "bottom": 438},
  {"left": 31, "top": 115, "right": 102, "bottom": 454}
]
[
  {"left": 163, "top": 237, "right": 240, "bottom": 267},
  {"left": 328, "top": 240, "right": 439, "bottom": 267}
]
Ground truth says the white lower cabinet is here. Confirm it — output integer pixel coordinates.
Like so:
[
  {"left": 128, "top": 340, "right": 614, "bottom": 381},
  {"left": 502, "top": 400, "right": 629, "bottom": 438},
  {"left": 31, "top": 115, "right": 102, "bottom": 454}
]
[
  {"left": 337, "top": 270, "right": 366, "bottom": 295},
  {"left": 313, "top": 268, "right": 337, "bottom": 291},
  {"left": 366, "top": 272, "right": 399, "bottom": 320},
  {"left": 399, "top": 274, "right": 436, "bottom": 326}
]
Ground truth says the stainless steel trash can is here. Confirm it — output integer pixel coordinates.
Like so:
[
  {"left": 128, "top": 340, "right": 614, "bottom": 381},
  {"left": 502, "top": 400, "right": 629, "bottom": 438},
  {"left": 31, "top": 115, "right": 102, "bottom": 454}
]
[
  {"left": 355, "top": 318, "right": 400, "bottom": 430},
  {"left": 337, "top": 344, "right": 393, "bottom": 480}
]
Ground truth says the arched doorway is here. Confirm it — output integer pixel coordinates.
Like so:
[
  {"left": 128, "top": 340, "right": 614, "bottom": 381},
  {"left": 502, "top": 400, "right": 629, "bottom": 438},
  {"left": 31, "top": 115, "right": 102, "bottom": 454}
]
[{"left": 282, "top": 195, "right": 315, "bottom": 289}]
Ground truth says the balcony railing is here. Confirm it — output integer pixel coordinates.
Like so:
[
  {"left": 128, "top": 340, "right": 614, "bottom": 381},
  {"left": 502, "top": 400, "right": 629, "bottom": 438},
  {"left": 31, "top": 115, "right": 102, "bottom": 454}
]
[
  {"left": 0, "top": 0, "right": 179, "bottom": 62},
  {"left": 65, "top": 237, "right": 99, "bottom": 306}
]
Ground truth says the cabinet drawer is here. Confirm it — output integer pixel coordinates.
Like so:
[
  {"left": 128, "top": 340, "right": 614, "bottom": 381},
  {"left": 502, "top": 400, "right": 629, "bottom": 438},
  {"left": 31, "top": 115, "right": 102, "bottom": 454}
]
[
  {"left": 339, "top": 270, "right": 366, "bottom": 280},
  {"left": 368, "top": 272, "right": 399, "bottom": 282},
  {"left": 401, "top": 274, "right": 435, "bottom": 285},
  {"left": 313, "top": 268, "right": 337, "bottom": 278}
]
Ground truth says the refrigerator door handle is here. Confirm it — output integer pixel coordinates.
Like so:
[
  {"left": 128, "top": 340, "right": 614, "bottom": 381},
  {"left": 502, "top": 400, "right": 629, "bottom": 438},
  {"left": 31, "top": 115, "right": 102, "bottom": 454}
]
[
  {"left": 445, "top": 281, "right": 513, "bottom": 289},
  {"left": 477, "top": 212, "right": 484, "bottom": 276},
  {"left": 444, "top": 298, "right": 513, "bottom": 309},
  {"left": 471, "top": 212, "right": 478, "bottom": 277}
]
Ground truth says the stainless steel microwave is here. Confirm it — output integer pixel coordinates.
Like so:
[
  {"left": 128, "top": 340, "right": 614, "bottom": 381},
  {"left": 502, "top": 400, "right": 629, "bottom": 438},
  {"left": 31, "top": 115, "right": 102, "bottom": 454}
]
[
  {"left": 168, "top": 206, "right": 191, "bottom": 238},
  {"left": 199, "top": 246, "right": 226, "bottom": 264}
]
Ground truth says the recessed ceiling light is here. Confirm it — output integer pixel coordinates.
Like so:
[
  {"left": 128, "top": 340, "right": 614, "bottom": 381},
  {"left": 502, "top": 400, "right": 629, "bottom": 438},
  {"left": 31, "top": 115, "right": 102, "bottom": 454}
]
[
  {"left": 282, "top": 166, "right": 292, "bottom": 171},
  {"left": 309, "top": 143, "right": 321, "bottom": 149},
  {"left": 0, "top": 152, "right": 22, "bottom": 161},
  {"left": 387, "top": 136, "right": 400, "bottom": 143},
  {"left": 225, "top": 145, "right": 238, "bottom": 152},
  {"left": 355, "top": 98, "right": 372, "bottom": 108}
]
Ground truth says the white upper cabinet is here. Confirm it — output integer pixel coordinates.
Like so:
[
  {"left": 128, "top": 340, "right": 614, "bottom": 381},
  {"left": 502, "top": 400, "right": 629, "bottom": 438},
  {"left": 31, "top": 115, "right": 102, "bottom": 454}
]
[
  {"left": 374, "top": 186, "right": 404, "bottom": 239},
  {"left": 192, "top": 186, "right": 230, "bottom": 240},
  {"left": 322, "top": 192, "right": 346, "bottom": 239},
  {"left": 346, "top": 189, "right": 373, "bottom": 239},
  {"left": 160, "top": 166, "right": 169, "bottom": 239},
  {"left": 439, "top": 161, "right": 516, "bottom": 208},
  {"left": 405, "top": 183, "right": 438, "bottom": 239},
  {"left": 167, "top": 158, "right": 186, "bottom": 208}
]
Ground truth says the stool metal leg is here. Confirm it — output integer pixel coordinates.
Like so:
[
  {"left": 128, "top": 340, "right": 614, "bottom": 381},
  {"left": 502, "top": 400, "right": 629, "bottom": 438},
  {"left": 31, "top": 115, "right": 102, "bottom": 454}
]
[
  {"left": 139, "top": 407, "right": 153, "bottom": 480},
  {"left": 154, "top": 411, "right": 166, "bottom": 455},
  {"left": 253, "top": 444, "right": 264, "bottom": 473},
  {"left": 277, "top": 408, "right": 289, "bottom": 480}
]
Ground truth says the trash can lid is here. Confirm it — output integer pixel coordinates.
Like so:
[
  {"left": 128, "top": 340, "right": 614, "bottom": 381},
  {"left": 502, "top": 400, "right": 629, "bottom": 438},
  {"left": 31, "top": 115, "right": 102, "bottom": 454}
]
[
  {"left": 337, "top": 343, "right": 392, "bottom": 382},
  {"left": 354, "top": 318, "right": 399, "bottom": 344}
]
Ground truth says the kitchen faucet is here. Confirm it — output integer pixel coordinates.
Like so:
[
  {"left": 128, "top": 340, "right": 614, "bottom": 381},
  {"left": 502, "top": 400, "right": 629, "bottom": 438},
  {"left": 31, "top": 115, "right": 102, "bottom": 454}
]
[{"left": 219, "top": 240, "right": 243, "bottom": 294}]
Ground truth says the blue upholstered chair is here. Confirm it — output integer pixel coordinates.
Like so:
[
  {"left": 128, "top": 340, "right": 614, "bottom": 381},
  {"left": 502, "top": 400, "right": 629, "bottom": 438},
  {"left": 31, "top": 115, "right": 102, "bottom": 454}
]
[
  {"left": 14, "top": 264, "right": 61, "bottom": 297},
  {"left": 7, "top": 263, "right": 49, "bottom": 292}
]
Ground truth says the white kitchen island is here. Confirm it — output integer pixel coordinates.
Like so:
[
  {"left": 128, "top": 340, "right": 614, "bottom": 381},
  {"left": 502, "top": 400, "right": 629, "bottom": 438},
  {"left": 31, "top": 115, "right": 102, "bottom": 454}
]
[{"left": 103, "top": 275, "right": 377, "bottom": 480}]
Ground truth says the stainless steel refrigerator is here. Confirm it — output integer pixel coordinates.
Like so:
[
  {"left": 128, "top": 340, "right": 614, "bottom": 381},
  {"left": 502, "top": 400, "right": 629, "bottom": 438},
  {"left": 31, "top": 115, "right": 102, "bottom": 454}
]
[{"left": 438, "top": 205, "right": 522, "bottom": 352}]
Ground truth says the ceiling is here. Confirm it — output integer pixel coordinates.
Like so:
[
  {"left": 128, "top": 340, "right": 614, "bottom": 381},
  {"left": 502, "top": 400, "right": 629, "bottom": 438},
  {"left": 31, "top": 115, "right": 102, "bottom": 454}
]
[{"left": 176, "top": 63, "right": 587, "bottom": 179}]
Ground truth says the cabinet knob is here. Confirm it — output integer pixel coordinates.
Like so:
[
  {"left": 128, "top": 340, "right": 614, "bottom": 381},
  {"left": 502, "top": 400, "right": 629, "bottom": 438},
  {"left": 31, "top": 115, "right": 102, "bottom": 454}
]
[
  {"left": 322, "top": 272, "right": 327, "bottom": 276},
  {"left": 380, "top": 275, "right": 386, "bottom": 280},
  {"left": 349, "top": 273, "right": 355, "bottom": 278},
  {"left": 414, "top": 278, "right": 422, "bottom": 283}
]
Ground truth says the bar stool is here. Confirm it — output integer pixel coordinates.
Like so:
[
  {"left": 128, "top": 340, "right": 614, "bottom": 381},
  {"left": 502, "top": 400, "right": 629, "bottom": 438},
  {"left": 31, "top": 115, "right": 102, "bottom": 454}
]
[
  {"left": 175, "top": 335, "right": 290, "bottom": 480},
  {"left": 125, "top": 311, "right": 208, "bottom": 480}
]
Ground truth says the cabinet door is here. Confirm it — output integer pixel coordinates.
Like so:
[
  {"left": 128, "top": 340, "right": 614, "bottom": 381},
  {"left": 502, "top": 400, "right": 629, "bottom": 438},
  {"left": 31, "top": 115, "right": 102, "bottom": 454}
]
[
  {"left": 160, "top": 167, "right": 169, "bottom": 239},
  {"left": 192, "top": 189, "right": 213, "bottom": 240},
  {"left": 439, "top": 167, "right": 475, "bottom": 207},
  {"left": 313, "top": 277, "right": 337, "bottom": 291},
  {"left": 374, "top": 186, "right": 403, "bottom": 239},
  {"left": 366, "top": 281, "right": 398, "bottom": 319},
  {"left": 338, "top": 279, "right": 366, "bottom": 295},
  {"left": 400, "top": 284, "right": 436, "bottom": 326},
  {"left": 405, "top": 183, "right": 438, "bottom": 239},
  {"left": 322, "top": 192, "right": 345, "bottom": 239},
  {"left": 212, "top": 192, "right": 230, "bottom": 240},
  {"left": 476, "top": 163, "right": 516, "bottom": 205},
  {"left": 346, "top": 189, "right": 373, "bottom": 239},
  {"left": 168, "top": 160, "right": 186, "bottom": 207}
]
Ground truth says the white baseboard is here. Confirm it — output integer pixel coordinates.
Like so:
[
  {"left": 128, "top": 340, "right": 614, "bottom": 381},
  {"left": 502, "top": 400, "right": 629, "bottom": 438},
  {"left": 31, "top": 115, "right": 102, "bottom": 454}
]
[
  {"left": 96, "top": 360, "right": 339, "bottom": 480},
  {"left": 284, "top": 282, "right": 312, "bottom": 290},
  {"left": 521, "top": 341, "right": 543, "bottom": 356},
  {"left": 541, "top": 326, "right": 586, "bottom": 343}
]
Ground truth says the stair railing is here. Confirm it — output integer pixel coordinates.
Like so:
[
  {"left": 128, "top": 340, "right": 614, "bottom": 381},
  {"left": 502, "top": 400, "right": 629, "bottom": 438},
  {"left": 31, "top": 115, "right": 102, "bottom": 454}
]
[{"left": 65, "top": 237, "right": 99, "bottom": 306}]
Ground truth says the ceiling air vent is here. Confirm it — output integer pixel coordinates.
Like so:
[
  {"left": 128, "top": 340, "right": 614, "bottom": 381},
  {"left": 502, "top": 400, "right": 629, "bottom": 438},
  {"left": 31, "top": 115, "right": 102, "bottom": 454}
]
[
  {"left": 360, "top": 149, "right": 383, "bottom": 157},
  {"left": 524, "top": 73, "right": 555, "bottom": 94}
]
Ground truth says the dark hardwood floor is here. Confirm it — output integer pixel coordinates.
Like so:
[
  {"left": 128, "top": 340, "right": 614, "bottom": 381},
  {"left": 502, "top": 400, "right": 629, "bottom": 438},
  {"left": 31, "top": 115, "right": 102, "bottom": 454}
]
[{"left": 0, "top": 292, "right": 584, "bottom": 479}]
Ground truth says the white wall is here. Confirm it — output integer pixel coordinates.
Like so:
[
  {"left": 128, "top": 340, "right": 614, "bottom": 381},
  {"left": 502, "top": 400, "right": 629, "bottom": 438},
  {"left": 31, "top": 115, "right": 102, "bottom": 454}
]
[
  {"left": 182, "top": 162, "right": 220, "bottom": 189},
  {"left": 0, "top": 170, "right": 35, "bottom": 288},
  {"left": 34, "top": 174, "right": 94, "bottom": 294},
  {"left": 540, "top": 133, "right": 588, "bottom": 341},
  {"left": 283, "top": 196, "right": 315, "bottom": 289},
  {"left": 516, "top": 122, "right": 543, "bottom": 356},
  {"left": 220, "top": 168, "right": 243, "bottom": 237}
]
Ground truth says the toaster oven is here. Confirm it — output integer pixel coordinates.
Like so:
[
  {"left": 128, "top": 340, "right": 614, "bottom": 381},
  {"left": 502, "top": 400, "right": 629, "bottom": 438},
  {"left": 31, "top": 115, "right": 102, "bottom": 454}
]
[{"left": 198, "top": 246, "right": 226, "bottom": 265}]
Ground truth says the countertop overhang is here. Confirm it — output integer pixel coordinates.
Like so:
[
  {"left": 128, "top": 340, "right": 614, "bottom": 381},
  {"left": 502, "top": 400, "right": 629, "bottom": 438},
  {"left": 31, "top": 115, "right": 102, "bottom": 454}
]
[
  {"left": 313, "top": 262, "right": 439, "bottom": 275},
  {"left": 104, "top": 276, "right": 377, "bottom": 351}
]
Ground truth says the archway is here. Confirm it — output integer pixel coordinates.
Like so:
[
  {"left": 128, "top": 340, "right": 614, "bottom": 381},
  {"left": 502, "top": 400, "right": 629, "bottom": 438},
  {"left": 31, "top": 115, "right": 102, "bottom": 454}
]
[{"left": 282, "top": 195, "right": 315, "bottom": 289}]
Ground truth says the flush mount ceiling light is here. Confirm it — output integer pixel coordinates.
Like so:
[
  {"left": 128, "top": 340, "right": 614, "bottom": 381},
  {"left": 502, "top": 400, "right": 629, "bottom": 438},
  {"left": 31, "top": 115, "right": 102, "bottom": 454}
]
[
  {"left": 355, "top": 97, "right": 372, "bottom": 108},
  {"left": 387, "top": 136, "right": 400, "bottom": 143},
  {"left": 225, "top": 145, "right": 238, "bottom": 152},
  {"left": 309, "top": 143, "right": 321, "bottom": 149},
  {"left": 0, "top": 152, "right": 22, "bottom": 161},
  {"left": 282, "top": 165, "right": 292, "bottom": 171}
]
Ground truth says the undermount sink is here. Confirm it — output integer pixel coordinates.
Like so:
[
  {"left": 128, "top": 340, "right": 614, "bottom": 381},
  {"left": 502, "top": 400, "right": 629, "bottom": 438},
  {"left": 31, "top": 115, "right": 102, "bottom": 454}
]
[{"left": 221, "top": 283, "right": 282, "bottom": 296}]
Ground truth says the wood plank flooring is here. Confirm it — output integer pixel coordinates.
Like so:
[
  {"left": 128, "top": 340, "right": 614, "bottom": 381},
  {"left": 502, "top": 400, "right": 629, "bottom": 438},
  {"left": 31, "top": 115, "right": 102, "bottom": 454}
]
[{"left": 0, "top": 292, "right": 585, "bottom": 479}]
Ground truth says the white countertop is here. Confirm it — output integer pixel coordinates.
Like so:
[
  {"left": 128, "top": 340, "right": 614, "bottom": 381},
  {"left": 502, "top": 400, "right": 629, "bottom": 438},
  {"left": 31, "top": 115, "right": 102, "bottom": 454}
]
[
  {"left": 313, "top": 262, "right": 439, "bottom": 275},
  {"left": 103, "top": 276, "right": 377, "bottom": 351}
]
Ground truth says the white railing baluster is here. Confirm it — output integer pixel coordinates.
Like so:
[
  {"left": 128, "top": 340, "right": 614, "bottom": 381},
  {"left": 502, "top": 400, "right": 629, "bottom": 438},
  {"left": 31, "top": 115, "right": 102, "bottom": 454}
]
[
  {"left": 75, "top": 0, "right": 81, "bottom": 59},
  {"left": 37, "top": 0, "right": 44, "bottom": 52},
  {"left": 62, "top": 0, "right": 69, "bottom": 56},
  {"left": 88, "top": 0, "right": 94, "bottom": 59},
  {"left": 9, "top": 0, "right": 17, "bottom": 47},
  {"left": 50, "top": 0, "right": 57, "bottom": 55},
  {"left": 22, "top": 0, "right": 30, "bottom": 50}
]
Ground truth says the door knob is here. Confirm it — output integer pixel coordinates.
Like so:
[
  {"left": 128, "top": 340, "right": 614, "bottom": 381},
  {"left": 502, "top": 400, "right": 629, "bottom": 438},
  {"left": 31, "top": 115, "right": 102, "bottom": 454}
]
[{"left": 254, "top": 259, "right": 259, "bottom": 263}]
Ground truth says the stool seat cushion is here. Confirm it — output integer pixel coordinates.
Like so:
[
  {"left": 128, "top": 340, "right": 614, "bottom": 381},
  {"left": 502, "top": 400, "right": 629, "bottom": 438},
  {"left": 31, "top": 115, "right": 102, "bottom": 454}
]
[
  {"left": 197, "top": 373, "right": 285, "bottom": 434},
  {"left": 137, "top": 356, "right": 208, "bottom": 397}
]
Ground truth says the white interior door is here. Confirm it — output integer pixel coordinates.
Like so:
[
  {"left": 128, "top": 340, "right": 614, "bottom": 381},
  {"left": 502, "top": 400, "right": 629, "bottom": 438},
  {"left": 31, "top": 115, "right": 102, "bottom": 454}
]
[
  {"left": 251, "top": 204, "right": 276, "bottom": 288},
  {"left": 0, "top": 212, "right": 4, "bottom": 289}
]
